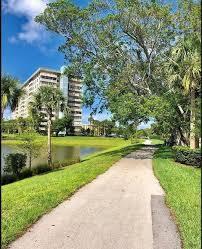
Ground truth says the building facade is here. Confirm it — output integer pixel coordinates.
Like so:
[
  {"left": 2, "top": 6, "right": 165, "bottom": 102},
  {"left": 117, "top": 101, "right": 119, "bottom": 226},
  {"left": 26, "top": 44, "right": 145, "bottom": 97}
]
[{"left": 12, "top": 67, "right": 82, "bottom": 134}]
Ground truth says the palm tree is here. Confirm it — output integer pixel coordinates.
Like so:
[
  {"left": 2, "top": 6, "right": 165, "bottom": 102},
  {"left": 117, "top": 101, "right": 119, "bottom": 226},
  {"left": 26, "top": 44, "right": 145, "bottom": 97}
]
[
  {"left": 29, "top": 86, "right": 65, "bottom": 167},
  {"left": 167, "top": 37, "right": 201, "bottom": 148},
  {"left": 88, "top": 114, "right": 94, "bottom": 135},
  {"left": 1, "top": 74, "right": 24, "bottom": 120}
]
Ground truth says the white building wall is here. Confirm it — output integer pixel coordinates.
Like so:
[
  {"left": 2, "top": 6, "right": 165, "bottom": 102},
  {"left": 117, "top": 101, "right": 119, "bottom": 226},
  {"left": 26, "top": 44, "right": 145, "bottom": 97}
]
[{"left": 12, "top": 67, "right": 82, "bottom": 134}]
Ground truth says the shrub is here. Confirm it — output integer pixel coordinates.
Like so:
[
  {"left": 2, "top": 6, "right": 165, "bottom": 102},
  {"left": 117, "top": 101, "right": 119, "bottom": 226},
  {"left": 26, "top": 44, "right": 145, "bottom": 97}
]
[
  {"left": 19, "top": 168, "right": 33, "bottom": 179},
  {"left": 53, "top": 158, "right": 80, "bottom": 168},
  {"left": 130, "top": 137, "right": 141, "bottom": 144},
  {"left": 150, "top": 135, "right": 162, "bottom": 140},
  {"left": 32, "top": 164, "right": 51, "bottom": 175},
  {"left": 172, "top": 146, "right": 201, "bottom": 167},
  {"left": 4, "top": 153, "right": 27, "bottom": 177},
  {"left": 1, "top": 174, "right": 17, "bottom": 185}
]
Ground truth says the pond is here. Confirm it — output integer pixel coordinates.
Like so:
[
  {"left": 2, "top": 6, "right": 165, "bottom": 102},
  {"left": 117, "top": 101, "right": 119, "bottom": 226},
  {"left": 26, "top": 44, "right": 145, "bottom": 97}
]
[{"left": 1, "top": 144, "right": 106, "bottom": 173}]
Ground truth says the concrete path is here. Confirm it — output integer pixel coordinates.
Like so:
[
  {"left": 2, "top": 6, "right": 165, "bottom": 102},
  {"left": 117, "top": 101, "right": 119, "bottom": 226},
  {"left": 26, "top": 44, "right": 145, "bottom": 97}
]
[{"left": 9, "top": 145, "right": 181, "bottom": 249}]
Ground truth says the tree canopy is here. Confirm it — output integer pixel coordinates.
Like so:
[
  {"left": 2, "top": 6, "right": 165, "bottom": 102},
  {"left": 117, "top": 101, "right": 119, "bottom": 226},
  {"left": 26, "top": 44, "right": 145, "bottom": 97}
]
[{"left": 36, "top": 0, "right": 201, "bottom": 147}]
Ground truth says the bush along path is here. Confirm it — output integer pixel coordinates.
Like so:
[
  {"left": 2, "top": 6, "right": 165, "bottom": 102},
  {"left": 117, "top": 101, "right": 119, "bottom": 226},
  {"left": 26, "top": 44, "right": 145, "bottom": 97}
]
[{"left": 6, "top": 144, "right": 181, "bottom": 249}]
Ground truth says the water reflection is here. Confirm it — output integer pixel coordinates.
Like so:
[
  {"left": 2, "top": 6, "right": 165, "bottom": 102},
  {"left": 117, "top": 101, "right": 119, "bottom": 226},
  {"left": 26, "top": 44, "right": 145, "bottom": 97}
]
[{"left": 1, "top": 144, "right": 105, "bottom": 172}]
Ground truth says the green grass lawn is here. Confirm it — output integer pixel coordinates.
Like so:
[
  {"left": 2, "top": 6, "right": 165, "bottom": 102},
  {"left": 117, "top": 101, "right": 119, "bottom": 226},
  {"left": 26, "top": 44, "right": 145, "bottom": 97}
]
[
  {"left": 2, "top": 134, "right": 131, "bottom": 147},
  {"left": 2, "top": 143, "right": 142, "bottom": 248},
  {"left": 150, "top": 138, "right": 164, "bottom": 145},
  {"left": 153, "top": 146, "right": 201, "bottom": 249}
]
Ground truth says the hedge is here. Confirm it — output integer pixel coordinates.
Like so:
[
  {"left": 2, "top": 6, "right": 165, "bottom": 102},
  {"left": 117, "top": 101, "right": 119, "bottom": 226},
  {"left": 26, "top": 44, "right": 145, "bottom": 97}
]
[
  {"left": 172, "top": 146, "right": 201, "bottom": 167},
  {"left": 1, "top": 158, "right": 81, "bottom": 186}
]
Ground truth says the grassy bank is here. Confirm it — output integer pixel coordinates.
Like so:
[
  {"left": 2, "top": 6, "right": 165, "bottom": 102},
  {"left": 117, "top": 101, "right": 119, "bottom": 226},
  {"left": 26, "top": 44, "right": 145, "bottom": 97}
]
[
  {"left": 2, "top": 143, "right": 142, "bottom": 248},
  {"left": 2, "top": 134, "right": 131, "bottom": 147},
  {"left": 150, "top": 139, "right": 164, "bottom": 145},
  {"left": 153, "top": 146, "right": 201, "bottom": 249}
]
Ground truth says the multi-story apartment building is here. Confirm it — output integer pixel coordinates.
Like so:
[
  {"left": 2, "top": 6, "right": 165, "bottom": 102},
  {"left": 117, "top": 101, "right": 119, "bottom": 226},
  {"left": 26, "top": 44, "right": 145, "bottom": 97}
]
[{"left": 12, "top": 67, "right": 82, "bottom": 134}]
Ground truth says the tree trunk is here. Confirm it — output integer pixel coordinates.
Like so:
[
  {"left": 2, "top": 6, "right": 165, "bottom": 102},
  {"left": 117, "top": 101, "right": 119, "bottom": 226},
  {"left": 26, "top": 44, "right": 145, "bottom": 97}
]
[
  {"left": 47, "top": 116, "right": 52, "bottom": 167},
  {"left": 103, "top": 126, "right": 106, "bottom": 136},
  {"left": 190, "top": 88, "right": 196, "bottom": 149},
  {"left": 195, "top": 136, "right": 199, "bottom": 148},
  {"left": 1, "top": 107, "right": 4, "bottom": 120},
  {"left": 29, "top": 151, "right": 32, "bottom": 169},
  {"left": 177, "top": 127, "right": 189, "bottom": 146}
]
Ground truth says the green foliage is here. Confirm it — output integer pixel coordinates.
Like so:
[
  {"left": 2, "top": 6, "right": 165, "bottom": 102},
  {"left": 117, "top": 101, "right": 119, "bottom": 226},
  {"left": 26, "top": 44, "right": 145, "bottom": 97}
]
[
  {"left": 16, "top": 117, "right": 28, "bottom": 134},
  {"left": 136, "top": 128, "right": 151, "bottom": 138},
  {"left": 32, "top": 164, "right": 52, "bottom": 175},
  {"left": 28, "top": 106, "right": 45, "bottom": 133},
  {"left": 53, "top": 158, "right": 80, "bottom": 168},
  {"left": 2, "top": 120, "right": 18, "bottom": 134},
  {"left": 18, "top": 132, "right": 41, "bottom": 169},
  {"left": 1, "top": 175, "right": 17, "bottom": 185},
  {"left": 52, "top": 113, "right": 73, "bottom": 136},
  {"left": 29, "top": 86, "right": 65, "bottom": 119},
  {"left": 35, "top": 0, "right": 201, "bottom": 148},
  {"left": 172, "top": 146, "right": 201, "bottom": 167},
  {"left": 83, "top": 118, "right": 115, "bottom": 137},
  {"left": 35, "top": 0, "right": 174, "bottom": 127},
  {"left": 52, "top": 118, "right": 66, "bottom": 135},
  {"left": 81, "top": 127, "right": 91, "bottom": 136},
  {"left": 1, "top": 74, "right": 24, "bottom": 118},
  {"left": 19, "top": 168, "right": 33, "bottom": 179},
  {"left": 4, "top": 153, "right": 27, "bottom": 177}
]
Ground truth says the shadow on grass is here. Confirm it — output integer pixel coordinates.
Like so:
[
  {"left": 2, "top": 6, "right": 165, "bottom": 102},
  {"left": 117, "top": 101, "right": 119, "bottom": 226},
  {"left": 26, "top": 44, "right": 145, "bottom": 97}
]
[{"left": 153, "top": 145, "right": 173, "bottom": 159}]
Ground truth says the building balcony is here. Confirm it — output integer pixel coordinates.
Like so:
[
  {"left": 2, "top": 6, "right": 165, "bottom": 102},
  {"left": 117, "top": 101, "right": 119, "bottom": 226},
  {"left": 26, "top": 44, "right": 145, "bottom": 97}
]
[{"left": 68, "top": 98, "right": 82, "bottom": 103}]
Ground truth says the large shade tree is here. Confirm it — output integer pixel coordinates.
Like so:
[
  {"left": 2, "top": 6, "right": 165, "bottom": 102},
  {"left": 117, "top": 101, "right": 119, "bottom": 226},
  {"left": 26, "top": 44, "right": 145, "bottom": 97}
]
[
  {"left": 35, "top": 0, "right": 175, "bottom": 125},
  {"left": 36, "top": 0, "right": 201, "bottom": 147},
  {"left": 29, "top": 86, "right": 66, "bottom": 166}
]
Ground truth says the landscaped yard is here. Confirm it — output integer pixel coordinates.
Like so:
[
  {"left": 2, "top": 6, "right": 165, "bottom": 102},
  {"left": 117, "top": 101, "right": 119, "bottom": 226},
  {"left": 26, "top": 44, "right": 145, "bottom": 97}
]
[
  {"left": 153, "top": 146, "right": 201, "bottom": 249},
  {"left": 2, "top": 142, "right": 142, "bottom": 248}
]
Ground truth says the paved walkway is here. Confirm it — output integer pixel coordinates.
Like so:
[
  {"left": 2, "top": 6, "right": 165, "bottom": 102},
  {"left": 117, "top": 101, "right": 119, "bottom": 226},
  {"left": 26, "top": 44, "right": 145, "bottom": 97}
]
[{"left": 9, "top": 145, "right": 181, "bottom": 249}]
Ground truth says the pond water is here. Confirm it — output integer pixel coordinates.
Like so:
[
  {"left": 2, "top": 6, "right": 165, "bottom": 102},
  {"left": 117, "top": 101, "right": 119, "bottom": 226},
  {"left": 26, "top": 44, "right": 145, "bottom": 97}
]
[{"left": 1, "top": 144, "right": 105, "bottom": 173}]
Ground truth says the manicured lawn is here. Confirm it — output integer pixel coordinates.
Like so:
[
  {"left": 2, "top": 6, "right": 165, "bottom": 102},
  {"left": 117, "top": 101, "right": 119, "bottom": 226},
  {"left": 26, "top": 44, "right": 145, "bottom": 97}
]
[
  {"left": 2, "top": 143, "right": 142, "bottom": 248},
  {"left": 153, "top": 146, "right": 201, "bottom": 249},
  {"left": 2, "top": 134, "right": 131, "bottom": 147}
]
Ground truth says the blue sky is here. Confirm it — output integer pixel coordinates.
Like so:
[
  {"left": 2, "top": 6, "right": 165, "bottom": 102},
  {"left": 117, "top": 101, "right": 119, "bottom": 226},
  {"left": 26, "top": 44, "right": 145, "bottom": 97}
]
[{"left": 2, "top": 0, "right": 152, "bottom": 129}]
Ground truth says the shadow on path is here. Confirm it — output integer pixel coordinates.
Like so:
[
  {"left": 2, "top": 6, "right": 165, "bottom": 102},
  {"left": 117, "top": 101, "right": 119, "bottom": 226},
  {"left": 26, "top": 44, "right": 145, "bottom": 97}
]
[{"left": 125, "top": 145, "right": 157, "bottom": 159}]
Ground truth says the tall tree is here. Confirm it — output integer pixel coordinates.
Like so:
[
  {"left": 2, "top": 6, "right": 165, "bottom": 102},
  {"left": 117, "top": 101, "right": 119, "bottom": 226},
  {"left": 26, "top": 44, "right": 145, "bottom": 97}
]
[
  {"left": 36, "top": 0, "right": 201, "bottom": 147},
  {"left": 166, "top": 1, "right": 201, "bottom": 148},
  {"left": 167, "top": 38, "right": 200, "bottom": 148},
  {"left": 29, "top": 86, "right": 65, "bottom": 166},
  {"left": 35, "top": 0, "right": 175, "bottom": 110},
  {"left": 1, "top": 74, "right": 24, "bottom": 120}
]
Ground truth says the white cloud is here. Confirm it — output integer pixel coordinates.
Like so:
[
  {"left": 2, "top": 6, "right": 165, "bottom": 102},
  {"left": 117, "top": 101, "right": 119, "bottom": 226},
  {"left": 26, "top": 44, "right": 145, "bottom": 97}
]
[{"left": 3, "top": 0, "right": 50, "bottom": 44}]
